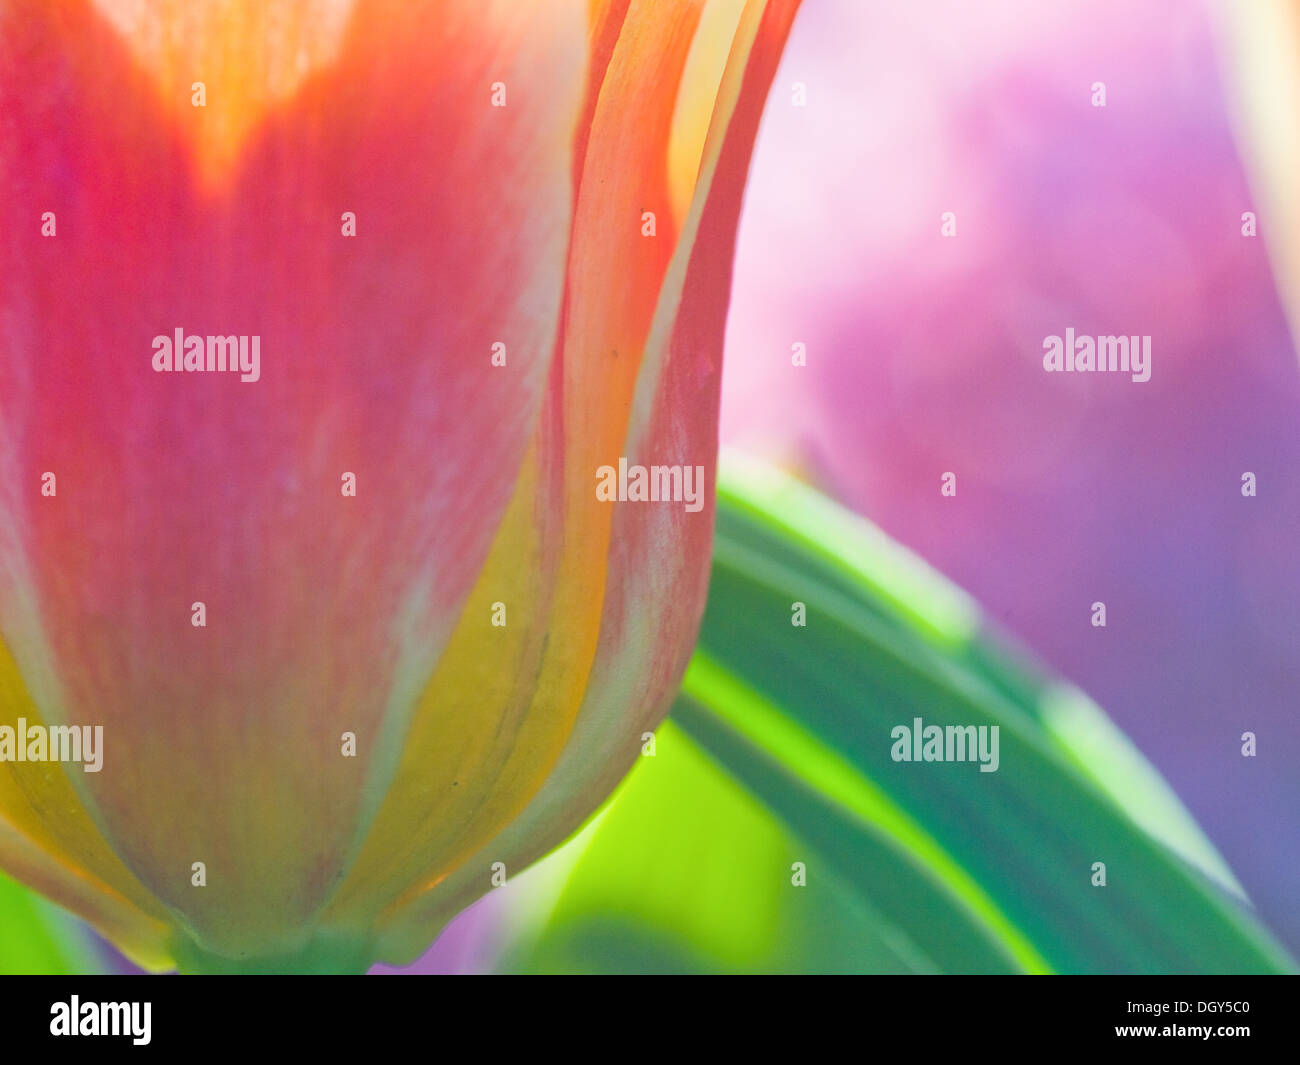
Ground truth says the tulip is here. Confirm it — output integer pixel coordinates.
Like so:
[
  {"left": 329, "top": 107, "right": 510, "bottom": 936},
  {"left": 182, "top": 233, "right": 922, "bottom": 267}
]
[{"left": 0, "top": 0, "right": 799, "bottom": 972}]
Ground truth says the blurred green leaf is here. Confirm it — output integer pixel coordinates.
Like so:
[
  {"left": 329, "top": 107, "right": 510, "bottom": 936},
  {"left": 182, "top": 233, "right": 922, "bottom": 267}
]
[
  {"left": 520, "top": 455, "right": 1293, "bottom": 974},
  {"left": 0, "top": 871, "right": 99, "bottom": 974},
  {"left": 513, "top": 718, "right": 916, "bottom": 974}
]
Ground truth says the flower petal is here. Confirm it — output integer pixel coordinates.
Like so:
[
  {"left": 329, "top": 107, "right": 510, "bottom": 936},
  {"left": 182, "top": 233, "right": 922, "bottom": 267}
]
[
  {"left": 323, "top": 0, "right": 709, "bottom": 933},
  {"left": 89, "top": 0, "right": 357, "bottom": 193},
  {"left": 375, "top": 0, "right": 802, "bottom": 962},
  {"left": 0, "top": 633, "right": 172, "bottom": 968},
  {"left": 1, "top": 0, "right": 584, "bottom": 957}
]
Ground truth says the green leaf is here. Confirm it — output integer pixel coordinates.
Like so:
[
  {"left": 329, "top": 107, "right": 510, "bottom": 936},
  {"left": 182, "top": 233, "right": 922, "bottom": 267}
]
[
  {"left": 0, "top": 871, "right": 100, "bottom": 974},
  {"left": 513, "top": 718, "right": 918, "bottom": 974},
  {"left": 520, "top": 454, "right": 1293, "bottom": 974}
]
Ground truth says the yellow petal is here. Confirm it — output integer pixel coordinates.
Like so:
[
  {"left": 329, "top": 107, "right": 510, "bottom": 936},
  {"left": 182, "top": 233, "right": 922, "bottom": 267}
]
[{"left": 0, "top": 633, "right": 172, "bottom": 968}]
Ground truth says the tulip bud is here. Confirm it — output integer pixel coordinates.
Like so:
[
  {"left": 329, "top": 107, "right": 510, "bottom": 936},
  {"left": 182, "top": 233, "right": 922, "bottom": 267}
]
[{"left": 0, "top": 0, "right": 799, "bottom": 970}]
